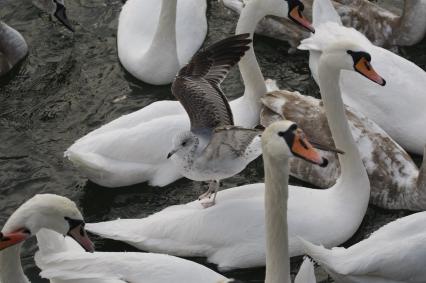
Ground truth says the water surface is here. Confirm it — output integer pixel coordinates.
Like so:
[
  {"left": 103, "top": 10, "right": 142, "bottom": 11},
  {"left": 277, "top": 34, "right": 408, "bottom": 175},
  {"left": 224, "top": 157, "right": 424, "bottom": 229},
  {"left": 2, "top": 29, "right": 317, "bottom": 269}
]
[{"left": 0, "top": 0, "right": 425, "bottom": 282}]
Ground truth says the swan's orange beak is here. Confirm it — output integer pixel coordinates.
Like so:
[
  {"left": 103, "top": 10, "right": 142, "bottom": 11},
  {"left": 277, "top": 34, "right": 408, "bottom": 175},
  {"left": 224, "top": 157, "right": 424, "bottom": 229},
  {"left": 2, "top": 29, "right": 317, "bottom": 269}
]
[
  {"left": 291, "top": 130, "right": 328, "bottom": 167},
  {"left": 289, "top": 5, "right": 315, "bottom": 33},
  {"left": 67, "top": 224, "right": 95, "bottom": 253},
  {"left": 355, "top": 58, "right": 386, "bottom": 86},
  {"left": 0, "top": 228, "right": 31, "bottom": 251}
]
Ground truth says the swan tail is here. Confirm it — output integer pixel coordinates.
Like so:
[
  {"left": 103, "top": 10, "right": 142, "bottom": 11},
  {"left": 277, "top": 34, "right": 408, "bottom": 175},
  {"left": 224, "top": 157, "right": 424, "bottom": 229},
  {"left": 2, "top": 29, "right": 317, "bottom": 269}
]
[
  {"left": 411, "top": 145, "right": 426, "bottom": 210},
  {"left": 295, "top": 256, "right": 316, "bottom": 283},
  {"left": 299, "top": 238, "right": 336, "bottom": 272},
  {"left": 417, "top": 145, "right": 426, "bottom": 189},
  {"left": 65, "top": 149, "right": 180, "bottom": 188},
  {"left": 221, "top": 0, "right": 244, "bottom": 13},
  {"left": 312, "top": 0, "right": 342, "bottom": 28}
]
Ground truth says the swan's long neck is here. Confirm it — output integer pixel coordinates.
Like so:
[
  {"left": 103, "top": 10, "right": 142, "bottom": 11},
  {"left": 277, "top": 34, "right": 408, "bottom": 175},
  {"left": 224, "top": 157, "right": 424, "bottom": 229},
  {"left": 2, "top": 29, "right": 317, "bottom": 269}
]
[
  {"left": 144, "top": 0, "right": 178, "bottom": 60},
  {"left": 0, "top": 218, "right": 30, "bottom": 283},
  {"left": 263, "top": 154, "right": 290, "bottom": 283},
  {"left": 235, "top": 0, "right": 268, "bottom": 123},
  {"left": 394, "top": 0, "right": 426, "bottom": 45},
  {"left": 318, "top": 60, "right": 369, "bottom": 191},
  {"left": 0, "top": 245, "right": 28, "bottom": 283}
]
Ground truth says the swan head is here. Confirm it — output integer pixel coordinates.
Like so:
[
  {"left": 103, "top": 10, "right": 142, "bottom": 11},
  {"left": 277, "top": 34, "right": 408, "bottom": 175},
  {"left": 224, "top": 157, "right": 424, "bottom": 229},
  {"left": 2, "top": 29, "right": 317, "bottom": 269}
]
[
  {"left": 262, "top": 120, "right": 328, "bottom": 167},
  {"left": 320, "top": 41, "right": 386, "bottom": 86},
  {"left": 266, "top": 0, "right": 315, "bottom": 33},
  {"left": 32, "top": 0, "right": 74, "bottom": 32},
  {"left": 0, "top": 194, "right": 94, "bottom": 252},
  {"left": 167, "top": 131, "right": 199, "bottom": 160}
]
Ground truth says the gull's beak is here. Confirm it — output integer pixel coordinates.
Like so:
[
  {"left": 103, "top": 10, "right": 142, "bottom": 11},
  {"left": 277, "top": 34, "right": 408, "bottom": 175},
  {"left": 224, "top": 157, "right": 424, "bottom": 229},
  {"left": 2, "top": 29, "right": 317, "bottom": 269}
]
[
  {"left": 67, "top": 224, "right": 95, "bottom": 253},
  {"left": 289, "top": 4, "right": 315, "bottom": 33},
  {"left": 167, "top": 149, "right": 178, "bottom": 159},
  {"left": 291, "top": 130, "right": 328, "bottom": 167},
  {"left": 54, "top": 2, "right": 75, "bottom": 32},
  {"left": 0, "top": 229, "right": 31, "bottom": 251},
  {"left": 354, "top": 58, "right": 386, "bottom": 86}
]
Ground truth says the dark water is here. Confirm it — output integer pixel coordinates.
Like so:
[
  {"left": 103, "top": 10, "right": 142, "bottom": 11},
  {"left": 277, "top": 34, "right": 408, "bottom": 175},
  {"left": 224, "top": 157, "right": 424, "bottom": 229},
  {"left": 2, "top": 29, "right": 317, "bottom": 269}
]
[{"left": 0, "top": 0, "right": 425, "bottom": 282}]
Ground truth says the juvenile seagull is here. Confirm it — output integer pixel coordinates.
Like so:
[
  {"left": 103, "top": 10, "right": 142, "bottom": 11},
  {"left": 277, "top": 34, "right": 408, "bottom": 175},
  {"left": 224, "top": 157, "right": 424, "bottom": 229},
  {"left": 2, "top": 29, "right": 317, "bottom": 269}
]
[{"left": 168, "top": 33, "right": 262, "bottom": 208}]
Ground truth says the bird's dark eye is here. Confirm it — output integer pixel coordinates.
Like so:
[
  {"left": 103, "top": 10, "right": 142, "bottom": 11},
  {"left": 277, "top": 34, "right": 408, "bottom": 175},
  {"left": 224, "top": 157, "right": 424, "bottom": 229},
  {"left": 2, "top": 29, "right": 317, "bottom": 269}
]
[
  {"left": 278, "top": 131, "right": 286, "bottom": 137},
  {"left": 64, "top": 217, "right": 84, "bottom": 230},
  {"left": 182, "top": 141, "right": 187, "bottom": 146}
]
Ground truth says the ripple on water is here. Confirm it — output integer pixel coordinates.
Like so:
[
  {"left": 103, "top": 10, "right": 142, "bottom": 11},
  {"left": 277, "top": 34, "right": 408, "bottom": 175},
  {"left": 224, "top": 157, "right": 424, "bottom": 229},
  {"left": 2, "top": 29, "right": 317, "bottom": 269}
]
[{"left": 0, "top": 0, "right": 425, "bottom": 282}]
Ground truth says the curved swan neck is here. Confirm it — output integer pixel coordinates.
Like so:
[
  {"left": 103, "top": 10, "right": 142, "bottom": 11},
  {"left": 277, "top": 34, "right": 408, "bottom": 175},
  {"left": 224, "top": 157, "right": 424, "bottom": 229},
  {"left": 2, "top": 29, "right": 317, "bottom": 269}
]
[
  {"left": 263, "top": 154, "right": 290, "bottom": 283},
  {"left": 318, "top": 60, "right": 368, "bottom": 184},
  {"left": 145, "top": 0, "right": 178, "bottom": 57},
  {"left": 236, "top": 0, "right": 268, "bottom": 114},
  {"left": 0, "top": 245, "right": 29, "bottom": 283},
  {"left": 394, "top": 0, "right": 426, "bottom": 45}
]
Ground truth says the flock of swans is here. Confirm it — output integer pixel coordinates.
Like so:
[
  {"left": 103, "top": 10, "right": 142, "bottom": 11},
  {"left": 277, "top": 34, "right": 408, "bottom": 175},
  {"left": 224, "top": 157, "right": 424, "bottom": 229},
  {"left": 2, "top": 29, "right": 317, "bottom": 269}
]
[{"left": 1, "top": 0, "right": 426, "bottom": 282}]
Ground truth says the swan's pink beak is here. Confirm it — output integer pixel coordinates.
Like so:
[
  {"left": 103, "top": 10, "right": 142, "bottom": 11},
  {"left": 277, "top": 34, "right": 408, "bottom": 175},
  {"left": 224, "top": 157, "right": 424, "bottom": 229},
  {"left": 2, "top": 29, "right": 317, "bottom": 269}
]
[
  {"left": 0, "top": 228, "right": 31, "bottom": 251},
  {"left": 67, "top": 224, "right": 95, "bottom": 253},
  {"left": 289, "top": 6, "right": 315, "bottom": 33}
]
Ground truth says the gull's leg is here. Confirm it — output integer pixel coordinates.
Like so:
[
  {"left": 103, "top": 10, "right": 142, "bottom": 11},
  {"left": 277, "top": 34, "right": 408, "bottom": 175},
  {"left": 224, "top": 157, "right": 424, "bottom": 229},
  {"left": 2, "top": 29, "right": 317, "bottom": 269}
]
[
  {"left": 198, "top": 180, "right": 215, "bottom": 200},
  {"left": 201, "top": 180, "right": 219, "bottom": 208}
]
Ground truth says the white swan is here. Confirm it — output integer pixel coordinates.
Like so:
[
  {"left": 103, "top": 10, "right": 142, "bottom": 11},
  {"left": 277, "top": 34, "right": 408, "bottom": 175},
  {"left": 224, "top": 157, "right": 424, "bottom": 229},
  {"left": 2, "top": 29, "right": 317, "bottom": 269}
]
[
  {"left": 117, "top": 0, "right": 207, "bottom": 85},
  {"left": 0, "top": 0, "right": 74, "bottom": 76},
  {"left": 223, "top": 0, "right": 426, "bottom": 50},
  {"left": 36, "top": 122, "right": 320, "bottom": 283},
  {"left": 0, "top": 194, "right": 231, "bottom": 283},
  {"left": 0, "top": 22, "right": 28, "bottom": 76},
  {"left": 304, "top": 0, "right": 426, "bottom": 155},
  {"left": 86, "top": 38, "right": 384, "bottom": 270},
  {"left": 65, "top": 0, "right": 314, "bottom": 188},
  {"left": 301, "top": 211, "right": 426, "bottom": 282},
  {"left": 0, "top": 194, "right": 95, "bottom": 283},
  {"left": 261, "top": 90, "right": 426, "bottom": 211}
]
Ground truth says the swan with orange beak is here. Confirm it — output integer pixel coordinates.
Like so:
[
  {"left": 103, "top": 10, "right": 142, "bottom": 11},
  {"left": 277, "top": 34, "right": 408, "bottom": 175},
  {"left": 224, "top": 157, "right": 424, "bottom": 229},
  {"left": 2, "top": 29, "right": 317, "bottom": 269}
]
[
  {"left": 287, "top": 0, "right": 315, "bottom": 33},
  {"left": 0, "top": 194, "right": 94, "bottom": 283}
]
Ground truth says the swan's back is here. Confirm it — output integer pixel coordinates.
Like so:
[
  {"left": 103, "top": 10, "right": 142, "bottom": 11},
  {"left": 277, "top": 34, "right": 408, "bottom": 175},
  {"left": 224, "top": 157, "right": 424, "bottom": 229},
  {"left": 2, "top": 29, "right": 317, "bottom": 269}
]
[{"left": 0, "top": 22, "right": 28, "bottom": 76}]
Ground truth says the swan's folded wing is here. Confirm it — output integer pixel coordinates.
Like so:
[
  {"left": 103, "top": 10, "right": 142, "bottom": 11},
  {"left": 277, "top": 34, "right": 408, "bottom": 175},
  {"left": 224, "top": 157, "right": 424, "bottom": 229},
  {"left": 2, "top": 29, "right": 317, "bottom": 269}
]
[
  {"left": 203, "top": 126, "right": 262, "bottom": 159},
  {"left": 36, "top": 250, "right": 228, "bottom": 283},
  {"left": 303, "top": 213, "right": 426, "bottom": 281}
]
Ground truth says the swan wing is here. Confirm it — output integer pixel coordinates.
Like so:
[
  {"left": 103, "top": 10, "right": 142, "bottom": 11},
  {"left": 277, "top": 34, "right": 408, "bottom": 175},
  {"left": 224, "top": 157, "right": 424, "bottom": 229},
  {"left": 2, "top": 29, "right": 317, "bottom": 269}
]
[
  {"left": 37, "top": 250, "right": 228, "bottom": 283},
  {"left": 86, "top": 184, "right": 268, "bottom": 270},
  {"left": 302, "top": 212, "right": 426, "bottom": 281},
  {"left": 66, "top": 114, "right": 188, "bottom": 187}
]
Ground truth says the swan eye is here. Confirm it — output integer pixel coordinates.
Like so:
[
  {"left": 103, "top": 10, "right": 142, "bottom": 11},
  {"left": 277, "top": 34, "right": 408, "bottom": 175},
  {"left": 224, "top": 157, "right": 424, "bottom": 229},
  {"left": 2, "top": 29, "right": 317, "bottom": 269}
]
[
  {"left": 65, "top": 217, "right": 84, "bottom": 230},
  {"left": 182, "top": 141, "right": 187, "bottom": 147},
  {"left": 347, "top": 50, "right": 372, "bottom": 64}
]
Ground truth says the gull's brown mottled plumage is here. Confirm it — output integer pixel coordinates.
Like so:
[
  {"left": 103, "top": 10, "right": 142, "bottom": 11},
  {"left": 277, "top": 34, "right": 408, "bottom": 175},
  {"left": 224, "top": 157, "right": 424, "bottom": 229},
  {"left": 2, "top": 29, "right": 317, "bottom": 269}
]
[
  {"left": 169, "top": 34, "right": 262, "bottom": 207},
  {"left": 202, "top": 126, "right": 262, "bottom": 160},
  {"left": 172, "top": 33, "right": 251, "bottom": 132}
]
